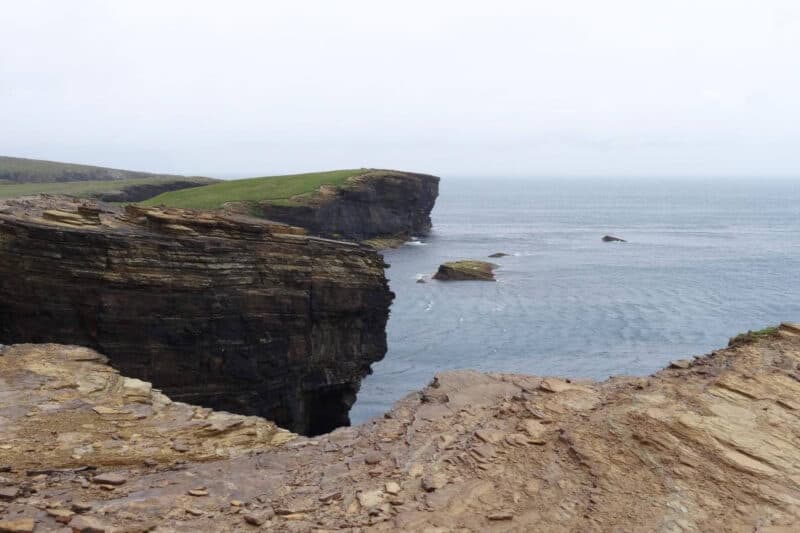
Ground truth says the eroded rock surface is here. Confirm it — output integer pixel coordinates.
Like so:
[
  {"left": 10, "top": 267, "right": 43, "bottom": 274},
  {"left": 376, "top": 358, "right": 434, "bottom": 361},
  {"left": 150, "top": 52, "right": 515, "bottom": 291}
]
[
  {"left": 0, "top": 196, "right": 393, "bottom": 435},
  {"left": 251, "top": 170, "right": 440, "bottom": 243},
  {"left": 3, "top": 325, "right": 800, "bottom": 531}
]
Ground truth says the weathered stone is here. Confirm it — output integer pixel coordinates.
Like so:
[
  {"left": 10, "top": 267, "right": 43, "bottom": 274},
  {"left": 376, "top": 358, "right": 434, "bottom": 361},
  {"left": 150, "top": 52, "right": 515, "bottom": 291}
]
[
  {"left": 421, "top": 473, "right": 447, "bottom": 492},
  {"left": 71, "top": 502, "right": 93, "bottom": 513},
  {"left": 243, "top": 513, "right": 265, "bottom": 526},
  {"left": 364, "top": 452, "right": 383, "bottom": 465},
  {"left": 670, "top": 359, "right": 692, "bottom": 369},
  {"left": 67, "top": 515, "right": 109, "bottom": 533},
  {"left": 0, "top": 486, "right": 19, "bottom": 500},
  {"left": 384, "top": 482, "right": 401, "bottom": 495},
  {"left": 0, "top": 196, "right": 393, "bottom": 435},
  {"left": 46, "top": 508, "right": 75, "bottom": 523},
  {"left": 0, "top": 518, "right": 34, "bottom": 533},
  {"left": 92, "top": 473, "right": 126, "bottom": 486},
  {"left": 188, "top": 489, "right": 208, "bottom": 497},
  {"left": 357, "top": 490, "right": 384, "bottom": 509}
]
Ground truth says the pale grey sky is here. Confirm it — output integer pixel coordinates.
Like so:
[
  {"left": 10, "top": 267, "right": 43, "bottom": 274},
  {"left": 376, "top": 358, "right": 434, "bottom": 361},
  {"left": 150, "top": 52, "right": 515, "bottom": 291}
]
[{"left": 2, "top": 0, "right": 799, "bottom": 178}]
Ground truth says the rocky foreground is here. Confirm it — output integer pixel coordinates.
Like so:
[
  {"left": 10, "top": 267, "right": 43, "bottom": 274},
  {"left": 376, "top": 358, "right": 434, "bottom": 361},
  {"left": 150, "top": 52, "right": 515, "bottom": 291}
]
[
  {"left": 0, "top": 196, "right": 393, "bottom": 436},
  {"left": 2, "top": 325, "right": 800, "bottom": 531}
]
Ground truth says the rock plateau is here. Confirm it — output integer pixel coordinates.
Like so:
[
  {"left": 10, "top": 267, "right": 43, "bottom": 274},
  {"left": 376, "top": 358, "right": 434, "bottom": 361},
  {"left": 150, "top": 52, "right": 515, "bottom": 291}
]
[{"left": 1, "top": 324, "right": 800, "bottom": 530}]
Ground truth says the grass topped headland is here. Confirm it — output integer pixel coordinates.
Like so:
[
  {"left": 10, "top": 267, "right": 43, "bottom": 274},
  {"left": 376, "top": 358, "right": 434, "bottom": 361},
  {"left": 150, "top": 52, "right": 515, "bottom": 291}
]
[
  {"left": 141, "top": 169, "right": 367, "bottom": 210},
  {"left": 0, "top": 176, "right": 214, "bottom": 200},
  {"left": 0, "top": 155, "right": 200, "bottom": 184}
]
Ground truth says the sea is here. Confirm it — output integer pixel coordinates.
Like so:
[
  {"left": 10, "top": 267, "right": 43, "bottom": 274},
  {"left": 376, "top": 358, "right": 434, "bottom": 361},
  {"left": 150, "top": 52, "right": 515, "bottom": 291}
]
[{"left": 349, "top": 176, "right": 800, "bottom": 424}]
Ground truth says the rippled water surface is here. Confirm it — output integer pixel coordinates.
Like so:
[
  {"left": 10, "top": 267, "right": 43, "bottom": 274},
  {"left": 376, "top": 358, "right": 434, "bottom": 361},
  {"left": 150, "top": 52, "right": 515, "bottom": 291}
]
[{"left": 350, "top": 177, "right": 800, "bottom": 423}]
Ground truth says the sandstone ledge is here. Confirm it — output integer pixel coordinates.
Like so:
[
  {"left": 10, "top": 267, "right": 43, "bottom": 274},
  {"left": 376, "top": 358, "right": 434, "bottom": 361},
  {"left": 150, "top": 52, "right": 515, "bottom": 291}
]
[{"left": 2, "top": 324, "right": 800, "bottom": 531}]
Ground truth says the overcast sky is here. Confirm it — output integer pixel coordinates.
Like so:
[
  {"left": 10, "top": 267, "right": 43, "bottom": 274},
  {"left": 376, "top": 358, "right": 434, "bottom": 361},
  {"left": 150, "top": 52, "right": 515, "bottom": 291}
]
[{"left": 2, "top": 1, "right": 799, "bottom": 178}]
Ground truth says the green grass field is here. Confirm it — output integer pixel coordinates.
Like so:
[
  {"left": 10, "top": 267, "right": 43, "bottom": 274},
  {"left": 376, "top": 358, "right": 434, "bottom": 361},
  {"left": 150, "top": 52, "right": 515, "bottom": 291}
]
[
  {"left": 0, "top": 155, "right": 198, "bottom": 184},
  {"left": 141, "top": 169, "right": 366, "bottom": 210},
  {"left": 0, "top": 176, "right": 213, "bottom": 199}
]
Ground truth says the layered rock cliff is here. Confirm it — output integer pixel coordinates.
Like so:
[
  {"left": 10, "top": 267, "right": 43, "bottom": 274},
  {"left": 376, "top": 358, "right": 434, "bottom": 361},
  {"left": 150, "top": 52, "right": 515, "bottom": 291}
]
[
  {"left": 0, "top": 195, "right": 393, "bottom": 435},
  {"left": 1, "top": 325, "right": 800, "bottom": 531},
  {"left": 252, "top": 170, "right": 440, "bottom": 242}
]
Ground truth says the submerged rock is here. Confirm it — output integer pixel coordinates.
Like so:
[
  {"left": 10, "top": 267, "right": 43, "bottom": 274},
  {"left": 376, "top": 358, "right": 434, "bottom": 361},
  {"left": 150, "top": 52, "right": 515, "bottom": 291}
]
[
  {"left": 488, "top": 252, "right": 509, "bottom": 258},
  {"left": 0, "top": 196, "right": 393, "bottom": 435},
  {"left": 602, "top": 235, "right": 627, "bottom": 242},
  {"left": 433, "top": 260, "right": 498, "bottom": 281}
]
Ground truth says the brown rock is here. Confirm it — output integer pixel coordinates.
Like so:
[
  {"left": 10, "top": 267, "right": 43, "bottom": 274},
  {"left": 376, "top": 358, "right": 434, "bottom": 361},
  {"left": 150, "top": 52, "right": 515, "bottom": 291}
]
[
  {"left": 488, "top": 510, "right": 514, "bottom": 521},
  {"left": 0, "top": 518, "right": 35, "bottom": 533},
  {"left": 421, "top": 473, "right": 447, "bottom": 492},
  {"left": 67, "top": 515, "right": 109, "bottom": 533},
  {"left": 243, "top": 513, "right": 265, "bottom": 526},
  {"left": 188, "top": 489, "right": 208, "bottom": 497},
  {"left": 91, "top": 472, "right": 126, "bottom": 486},
  {"left": 669, "top": 359, "right": 691, "bottom": 369},
  {"left": 47, "top": 508, "right": 75, "bottom": 523},
  {"left": 0, "top": 486, "right": 19, "bottom": 501},
  {"left": 71, "top": 502, "right": 93, "bottom": 513},
  {"left": 364, "top": 452, "right": 382, "bottom": 465}
]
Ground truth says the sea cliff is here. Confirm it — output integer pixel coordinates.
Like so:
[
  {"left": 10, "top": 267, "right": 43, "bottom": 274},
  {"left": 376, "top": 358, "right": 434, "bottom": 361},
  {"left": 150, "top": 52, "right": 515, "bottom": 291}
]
[
  {"left": 0, "top": 195, "right": 393, "bottom": 435},
  {"left": 254, "top": 170, "right": 440, "bottom": 242}
]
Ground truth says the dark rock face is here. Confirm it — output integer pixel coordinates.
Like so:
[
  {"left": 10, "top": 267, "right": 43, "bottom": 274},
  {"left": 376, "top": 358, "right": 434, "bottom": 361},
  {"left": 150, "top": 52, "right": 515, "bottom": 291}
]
[
  {"left": 0, "top": 196, "right": 393, "bottom": 435},
  {"left": 255, "top": 170, "right": 440, "bottom": 241}
]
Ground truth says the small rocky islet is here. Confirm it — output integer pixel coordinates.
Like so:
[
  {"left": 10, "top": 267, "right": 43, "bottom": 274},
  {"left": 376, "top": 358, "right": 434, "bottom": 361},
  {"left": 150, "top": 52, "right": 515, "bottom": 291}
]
[
  {"left": 1, "top": 161, "right": 799, "bottom": 531},
  {"left": 433, "top": 260, "right": 498, "bottom": 281}
]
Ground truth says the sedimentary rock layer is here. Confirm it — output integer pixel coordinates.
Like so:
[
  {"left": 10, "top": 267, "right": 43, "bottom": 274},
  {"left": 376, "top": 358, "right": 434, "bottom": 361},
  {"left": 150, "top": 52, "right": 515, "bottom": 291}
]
[
  {"left": 0, "top": 195, "right": 393, "bottom": 435},
  {"left": 1, "top": 325, "right": 799, "bottom": 531},
  {"left": 253, "top": 170, "right": 440, "bottom": 242}
]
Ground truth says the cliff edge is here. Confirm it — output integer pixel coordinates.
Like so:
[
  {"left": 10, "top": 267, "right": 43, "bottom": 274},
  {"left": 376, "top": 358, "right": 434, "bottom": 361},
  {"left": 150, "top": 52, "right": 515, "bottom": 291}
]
[
  {"left": 0, "top": 195, "right": 393, "bottom": 436},
  {"left": 1, "top": 325, "right": 799, "bottom": 531},
  {"left": 143, "top": 169, "right": 440, "bottom": 245},
  {"left": 253, "top": 170, "right": 440, "bottom": 243}
]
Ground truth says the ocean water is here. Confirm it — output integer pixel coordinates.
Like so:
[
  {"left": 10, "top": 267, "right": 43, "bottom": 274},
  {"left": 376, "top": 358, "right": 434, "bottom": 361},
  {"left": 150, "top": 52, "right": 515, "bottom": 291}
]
[{"left": 349, "top": 177, "right": 800, "bottom": 424}]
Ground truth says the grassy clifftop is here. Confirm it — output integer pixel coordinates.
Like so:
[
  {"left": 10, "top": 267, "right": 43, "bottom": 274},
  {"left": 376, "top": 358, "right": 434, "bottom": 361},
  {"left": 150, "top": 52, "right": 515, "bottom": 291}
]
[
  {"left": 0, "top": 176, "right": 215, "bottom": 201},
  {"left": 141, "top": 169, "right": 365, "bottom": 209},
  {"left": 0, "top": 156, "right": 216, "bottom": 201},
  {"left": 0, "top": 156, "right": 201, "bottom": 184}
]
